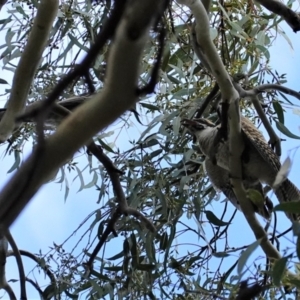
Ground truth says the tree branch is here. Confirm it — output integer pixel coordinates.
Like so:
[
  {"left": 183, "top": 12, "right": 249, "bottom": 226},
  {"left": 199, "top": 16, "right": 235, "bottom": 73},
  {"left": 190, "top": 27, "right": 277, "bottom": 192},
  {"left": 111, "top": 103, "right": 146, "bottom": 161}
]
[
  {"left": 177, "top": 0, "right": 282, "bottom": 261},
  {"left": 7, "top": 249, "right": 57, "bottom": 292},
  {"left": 0, "top": 0, "right": 167, "bottom": 228},
  {"left": 4, "top": 230, "right": 27, "bottom": 300},
  {"left": 0, "top": 0, "right": 7, "bottom": 11},
  {"left": 0, "top": 227, "right": 17, "bottom": 300},
  {"left": 255, "top": 0, "right": 300, "bottom": 33},
  {"left": 253, "top": 83, "right": 300, "bottom": 101},
  {"left": 0, "top": 0, "right": 59, "bottom": 142}
]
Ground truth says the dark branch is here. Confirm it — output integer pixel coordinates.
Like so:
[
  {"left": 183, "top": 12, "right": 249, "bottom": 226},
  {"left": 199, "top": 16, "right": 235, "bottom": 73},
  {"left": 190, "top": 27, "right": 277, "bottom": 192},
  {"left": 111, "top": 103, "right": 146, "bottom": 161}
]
[
  {"left": 137, "top": 24, "right": 166, "bottom": 96},
  {"left": 16, "top": 0, "right": 128, "bottom": 123},
  {"left": 255, "top": 0, "right": 300, "bottom": 33}
]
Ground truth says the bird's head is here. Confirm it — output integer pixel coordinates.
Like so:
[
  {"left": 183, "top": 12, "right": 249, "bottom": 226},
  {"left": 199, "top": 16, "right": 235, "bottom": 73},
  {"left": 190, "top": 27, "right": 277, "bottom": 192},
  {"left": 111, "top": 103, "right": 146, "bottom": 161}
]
[
  {"left": 181, "top": 118, "right": 215, "bottom": 134},
  {"left": 181, "top": 118, "right": 217, "bottom": 155}
]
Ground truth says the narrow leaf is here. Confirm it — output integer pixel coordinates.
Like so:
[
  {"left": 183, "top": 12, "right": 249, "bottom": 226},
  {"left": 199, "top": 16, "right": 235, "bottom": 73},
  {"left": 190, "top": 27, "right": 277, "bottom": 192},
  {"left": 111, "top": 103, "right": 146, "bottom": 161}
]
[
  {"left": 237, "top": 239, "right": 261, "bottom": 275},
  {"left": 276, "top": 121, "right": 300, "bottom": 139},
  {"left": 274, "top": 202, "right": 300, "bottom": 213},
  {"left": 205, "top": 210, "right": 230, "bottom": 226},
  {"left": 272, "top": 256, "right": 289, "bottom": 286},
  {"left": 273, "top": 157, "right": 291, "bottom": 187},
  {"left": 273, "top": 101, "right": 284, "bottom": 124}
]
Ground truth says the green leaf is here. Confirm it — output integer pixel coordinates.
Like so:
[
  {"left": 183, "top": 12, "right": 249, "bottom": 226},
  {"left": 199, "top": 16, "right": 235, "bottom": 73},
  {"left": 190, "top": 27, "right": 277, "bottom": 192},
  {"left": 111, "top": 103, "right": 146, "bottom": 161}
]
[
  {"left": 276, "top": 121, "right": 300, "bottom": 139},
  {"left": 273, "top": 101, "right": 284, "bottom": 124},
  {"left": 272, "top": 256, "right": 289, "bottom": 286},
  {"left": 205, "top": 210, "right": 230, "bottom": 226},
  {"left": 212, "top": 252, "right": 230, "bottom": 258},
  {"left": 107, "top": 250, "right": 124, "bottom": 261},
  {"left": 145, "top": 233, "right": 156, "bottom": 264},
  {"left": 273, "top": 202, "right": 300, "bottom": 213},
  {"left": 140, "top": 102, "right": 161, "bottom": 111},
  {"left": 98, "top": 139, "right": 115, "bottom": 153},
  {"left": 97, "top": 221, "right": 104, "bottom": 240},
  {"left": 64, "top": 177, "right": 69, "bottom": 201},
  {"left": 247, "top": 189, "right": 265, "bottom": 210},
  {"left": 123, "top": 238, "right": 130, "bottom": 256},
  {"left": 0, "top": 78, "right": 8, "bottom": 84},
  {"left": 43, "top": 284, "right": 57, "bottom": 299},
  {"left": 141, "top": 137, "right": 160, "bottom": 148},
  {"left": 273, "top": 157, "right": 291, "bottom": 187},
  {"left": 159, "top": 232, "right": 168, "bottom": 251},
  {"left": 292, "top": 222, "right": 300, "bottom": 236},
  {"left": 68, "top": 33, "right": 89, "bottom": 52},
  {"left": 83, "top": 171, "right": 98, "bottom": 189},
  {"left": 7, "top": 150, "right": 21, "bottom": 173},
  {"left": 130, "top": 233, "right": 138, "bottom": 268},
  {"left": 149, "top": 149, "right": 162, "bottom": 159},
  {"left": 237, "top": 239, "right": 261, "bottom": 275},
  {"left": 173, "top": 115, "right": 181, "bottom": 137},
  {"left": 288, "top": 279, "right": 300, "bottom": 289},
  {"left": 75, "top": 165, "right": 85, "bottom": 192},
  {"left": 255, "top": 45, "right": 270, "bottom": 60}
]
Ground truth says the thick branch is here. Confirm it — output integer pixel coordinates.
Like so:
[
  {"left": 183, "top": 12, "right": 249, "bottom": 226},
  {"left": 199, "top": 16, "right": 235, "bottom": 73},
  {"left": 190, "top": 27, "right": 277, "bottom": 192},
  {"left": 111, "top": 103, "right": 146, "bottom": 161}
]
[
  {"left": 178, "top": 0, "right": 283, "bottom": 261},
  {"left": 0, "top": 0, "right": 59, "bottom": 142},
  {"left": 177, "top": 0, "right": 239, "bottom": 103},
  {"left": 253, "top": 84, "right": 300, "bottom": 101},
  {"left": 0, "top": 95, "right": 92, "bottom": 125},
  {"left": 255, "top": 0, "right": 300, "bottom": 32},
  {"left": 0, "top": 0, "right": 167, "bottom": 228}
]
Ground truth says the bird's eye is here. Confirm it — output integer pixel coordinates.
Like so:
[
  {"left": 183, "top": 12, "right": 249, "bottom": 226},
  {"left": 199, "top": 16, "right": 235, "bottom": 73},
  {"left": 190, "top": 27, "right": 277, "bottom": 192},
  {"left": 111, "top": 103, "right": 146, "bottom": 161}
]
[{"left": 194, "top": 123, "right": 206, "bottom": 130}]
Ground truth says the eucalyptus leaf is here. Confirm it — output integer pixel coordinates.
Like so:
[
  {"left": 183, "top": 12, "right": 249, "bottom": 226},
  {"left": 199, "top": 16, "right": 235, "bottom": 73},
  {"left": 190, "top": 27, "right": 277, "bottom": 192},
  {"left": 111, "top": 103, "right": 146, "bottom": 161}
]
[
  {"left": 272, "top": 256, "right": 289, "bottom": 286},
  {"left": 205, "top": 210, "right": 230, "bottom": 226},
  {"left": 237, "top": 239, "right": 261, "bottom": 275},
  {"left": 276, "top": 121, "right": 300, "bottom": 139}
]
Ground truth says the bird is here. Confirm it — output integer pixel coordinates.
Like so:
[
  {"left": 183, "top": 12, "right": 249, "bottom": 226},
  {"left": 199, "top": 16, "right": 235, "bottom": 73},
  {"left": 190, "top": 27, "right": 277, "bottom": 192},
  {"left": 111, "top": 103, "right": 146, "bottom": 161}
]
[
  {"left": 182, "top": 116, "right": 300, "bottom": 222},
  {"left": 204, "top": 157, "right": 272, "bottom": 219}
]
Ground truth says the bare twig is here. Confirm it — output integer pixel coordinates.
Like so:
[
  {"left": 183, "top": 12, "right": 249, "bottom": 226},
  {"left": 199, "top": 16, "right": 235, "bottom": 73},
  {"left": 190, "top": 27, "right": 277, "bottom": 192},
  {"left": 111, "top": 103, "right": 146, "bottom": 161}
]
[
  {"left": 25, "top": 278, "right": 45, "bottom": 299},
  {"left": 7, "top": 249, "right": 57, "bottom": 289},
  {"left": 85, "top": 142, "right": 155, "bottom": 271},
  {"left": 0, "top": 227, "right": 17, "bottom": 300},
  {"left": 5, "top": 230, "right": 27, "bottom": 300}
]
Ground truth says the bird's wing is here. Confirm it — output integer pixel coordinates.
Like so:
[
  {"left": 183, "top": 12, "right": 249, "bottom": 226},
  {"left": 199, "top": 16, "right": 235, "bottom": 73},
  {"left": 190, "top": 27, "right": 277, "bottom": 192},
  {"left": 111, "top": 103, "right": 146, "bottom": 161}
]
[{"left": 241, "top": 119, "right": 281, "bottom": 172}]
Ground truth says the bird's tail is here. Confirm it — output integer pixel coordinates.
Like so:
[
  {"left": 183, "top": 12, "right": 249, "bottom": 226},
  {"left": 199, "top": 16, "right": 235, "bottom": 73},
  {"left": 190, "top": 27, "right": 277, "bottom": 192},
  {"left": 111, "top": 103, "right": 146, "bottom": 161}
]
[{"left": 275, "top": 179, "right": 300, "bottom": 221}]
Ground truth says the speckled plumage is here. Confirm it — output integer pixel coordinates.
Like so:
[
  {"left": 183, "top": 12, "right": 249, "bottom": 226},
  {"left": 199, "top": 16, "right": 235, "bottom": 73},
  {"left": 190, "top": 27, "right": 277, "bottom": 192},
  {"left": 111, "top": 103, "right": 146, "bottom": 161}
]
[
  {"left": 182, "top": 116, "right": 300, "bottom": 221},
  {"left": 204, "top": 158, "right": 272, "bottom": 219}
]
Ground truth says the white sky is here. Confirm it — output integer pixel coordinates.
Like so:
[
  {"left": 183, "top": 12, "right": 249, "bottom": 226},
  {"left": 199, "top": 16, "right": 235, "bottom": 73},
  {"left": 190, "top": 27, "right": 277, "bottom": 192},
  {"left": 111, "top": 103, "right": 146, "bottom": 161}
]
[{"left": 0, "top": 4, "right": 300, "bottom": 300}]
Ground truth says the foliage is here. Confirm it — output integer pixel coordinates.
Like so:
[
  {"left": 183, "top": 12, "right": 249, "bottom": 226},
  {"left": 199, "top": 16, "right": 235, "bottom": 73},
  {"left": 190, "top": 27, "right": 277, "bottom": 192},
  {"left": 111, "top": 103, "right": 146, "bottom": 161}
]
[{"left": 0, "top": 0, "right": 300, "bottom": 299}]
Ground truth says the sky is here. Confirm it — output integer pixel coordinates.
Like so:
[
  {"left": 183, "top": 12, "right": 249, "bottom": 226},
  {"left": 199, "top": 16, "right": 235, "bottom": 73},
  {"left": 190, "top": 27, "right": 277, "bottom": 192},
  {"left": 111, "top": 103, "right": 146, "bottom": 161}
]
[{"left": 0, "top": 3, "right": 300, "bottom": 300}]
